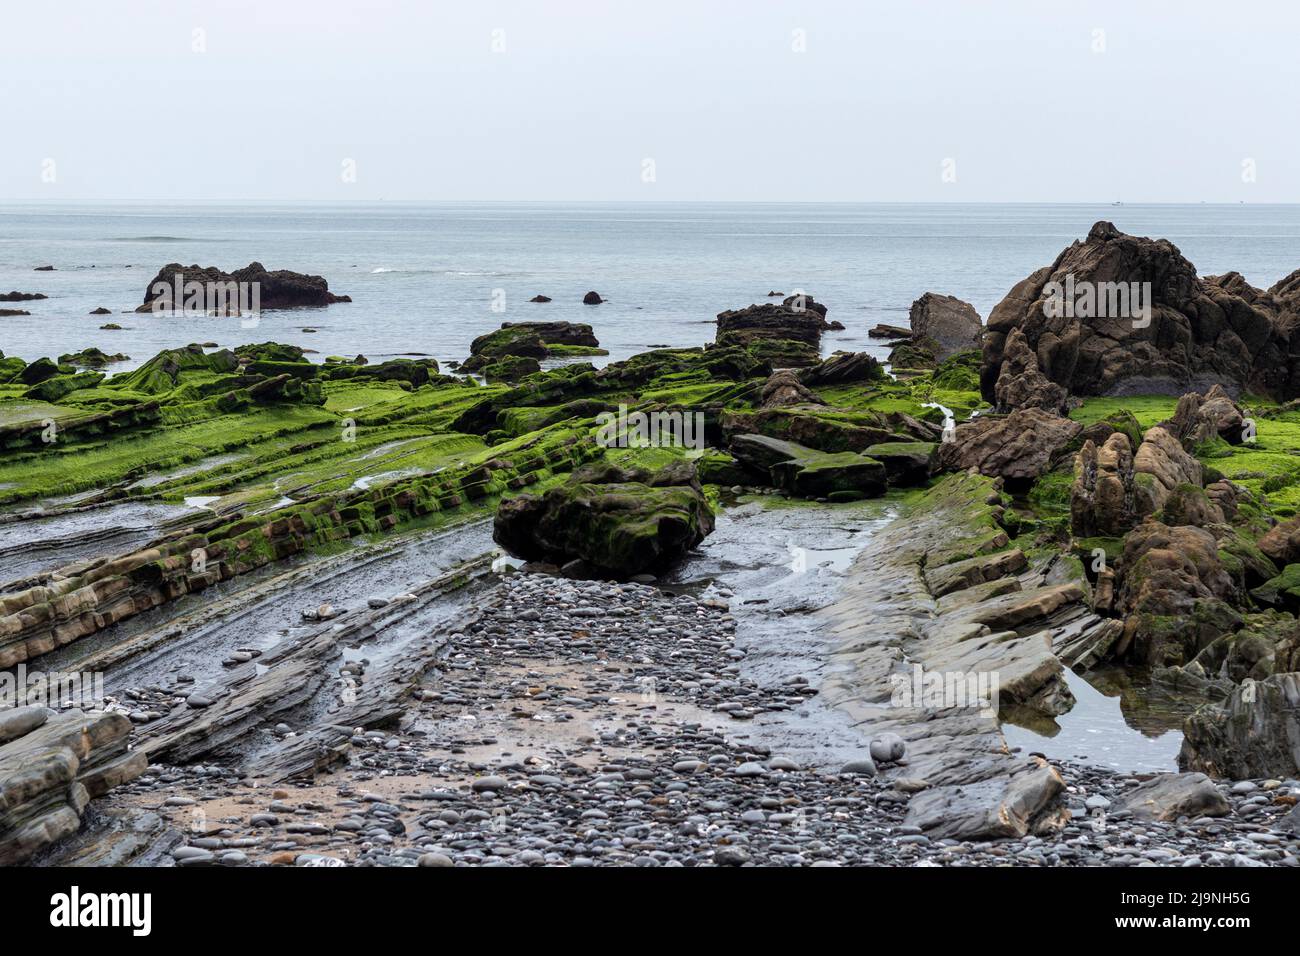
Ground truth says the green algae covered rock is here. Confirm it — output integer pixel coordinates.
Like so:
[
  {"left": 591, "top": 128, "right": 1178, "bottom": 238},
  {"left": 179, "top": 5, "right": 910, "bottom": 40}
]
[
  {"left": 17, "top": 357, "right": 59, "bottom": 385},
  {"left": 696, "top": 450, "right": 750, "bottom": 486},
  {"left": 482, "top": 355, "right": 542, "bottom": 383},
  {"left": 493, "top": 460, "right": 714, "bottom": 577},
  {"left": 862, "top": 441, "right": 938, "bottom": 486},
  {"left": 728, "top": 432, "right": 888, "bottom": 498},
  {"left": 770, "top": 450, "right": 887, "bottom": 498},
  {"left": 23, "top": 371, "right": 105, "bottom": 403},
  {"left": 1251, "top": 563, "right": 1300, "bottom": 610}
]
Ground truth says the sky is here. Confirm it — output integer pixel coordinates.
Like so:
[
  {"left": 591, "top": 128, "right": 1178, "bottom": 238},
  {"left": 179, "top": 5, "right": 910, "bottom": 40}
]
[{"left": 3, "top": 0, "right": 1298, "bottom": 203}]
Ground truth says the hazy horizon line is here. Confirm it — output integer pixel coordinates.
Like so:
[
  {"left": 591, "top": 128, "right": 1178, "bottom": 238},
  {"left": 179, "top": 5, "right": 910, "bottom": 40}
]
[{"left": 0, "top": 198, "right": 1291, "bottom": 207}]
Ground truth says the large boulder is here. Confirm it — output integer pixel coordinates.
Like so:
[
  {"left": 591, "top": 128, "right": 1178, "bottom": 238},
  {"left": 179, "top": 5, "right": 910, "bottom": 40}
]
[
  {"left": 1258, "top": 515, "right": 1300, "bottom": 565},
  {"left": 981, "top": 221, "right": 1300, "bottom": 404},
  {"left": 902, "top": 758, "right": 1068, "bottom": 841},
  {"left": 939, "top": 407, "right": 1081, "bottom": 481},
  {"left": 462, "top": 321, "right": 600, "bottom": 372},
  {"left": 1132, "top": 426, "right": 1203, "bottom": 513},
  {"left": 714, "top": 295, "right": 832, "bottom": 367},
  {"left": 1180, "top": 673, "right": 1300, "bottom": 779},
  {"left": 1114, "top": 520, "right": 1238, "bottom": 666},
  {"left": 137, "top": 261, "right": 350, "bottom": 311},
  {"left": 493, "top": 461, "right": 714, "bottom": 578},
  {"left": 798, "top": 351, "right": 884, "bottom": 386},
  {"left": 1113, "top": 772, "right": 1230, "bottom": 821},
  {"left": 862, "top": 442, "right": 938, "bottom": 486},
  {"left": 1071, "top": 432, "right": 1144, "bottom": 536},
  {"left": 1163, "top": 384, "right": 1247, "bottom": 448},
  {"left": 908, "top": 292, "right": 983, "bottom": 362},
  {"left": 0, "top": 708, "right": 146, "bottom": 865},
  {"left": 993, "top": 327, "right": 1070, "bottom": 413},
  {"left": 728, "top": 434, "right": 887, "bottom": 499},
  {"left": 758, "top": 369, "right": 823, "bottom": 409}
]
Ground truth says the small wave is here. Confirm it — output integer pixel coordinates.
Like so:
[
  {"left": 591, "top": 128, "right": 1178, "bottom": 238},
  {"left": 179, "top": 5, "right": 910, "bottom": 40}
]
[
  {"left": 104, "top": 236, "right": 197, "bottom": 242},
  {"left": 371, "top": 267, "right": 396, "bottom": 273}
]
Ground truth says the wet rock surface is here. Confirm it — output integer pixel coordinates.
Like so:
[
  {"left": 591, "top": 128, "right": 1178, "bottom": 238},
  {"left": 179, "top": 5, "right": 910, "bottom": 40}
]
[
  {"left": 493, "top": 461, "right": 715, "bottom": 578},
  {"left": 61, "top": 571, "right": 1299, "bottom": 867},
  {"left": 0, "top": 707, "right": 145, "bottom": 865}
]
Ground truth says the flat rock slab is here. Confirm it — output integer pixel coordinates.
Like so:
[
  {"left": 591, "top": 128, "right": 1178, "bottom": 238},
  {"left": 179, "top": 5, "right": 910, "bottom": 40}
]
[
  {"left": 902, "top": 759, "right": 1068, "bottom": 840},
  {"left": 0, "top": 708, "right": 144, "bottom": 865},
  {"left": 925, "top": 548, "right": 1028, "bottom": 597}
]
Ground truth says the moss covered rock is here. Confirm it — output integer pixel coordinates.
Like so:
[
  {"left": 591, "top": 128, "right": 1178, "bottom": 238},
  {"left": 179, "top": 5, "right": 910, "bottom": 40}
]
[
  {"left": 862, "top": 441, "right": 938, "bottom": 486},
  {"left": 493, "top": 460, "right": 714, "bottom": 577}
]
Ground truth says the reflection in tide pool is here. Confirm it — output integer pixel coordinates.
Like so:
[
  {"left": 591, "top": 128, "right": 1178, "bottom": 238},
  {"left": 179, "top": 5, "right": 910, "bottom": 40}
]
[{"left": 1001, "top": 666, "right": 1185, "bottom": 773}]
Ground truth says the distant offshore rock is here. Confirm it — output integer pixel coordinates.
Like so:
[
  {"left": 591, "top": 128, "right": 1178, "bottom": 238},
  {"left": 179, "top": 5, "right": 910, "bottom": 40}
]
[
  {"left": 583, "top": 291, "right": 603, "bottom": 304},
  {"left": 136, "top": 262, "right": 352, "bottom": 312},
  {"left": 0, "top": 292, "right": 47, "bottom": 302}
]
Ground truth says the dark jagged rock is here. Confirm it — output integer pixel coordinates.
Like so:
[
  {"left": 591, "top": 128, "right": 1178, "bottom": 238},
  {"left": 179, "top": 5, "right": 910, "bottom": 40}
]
[
  {"left": 1180, "top": 673, "right": 1300, "bottom": 779},
  {"left": 1071, "top": 432, "right": 1143, "bottom": 536},
  {"left": 1114, "top": 520, "right": 1238, "bottom": 666},
  {"left": 939, "top": 408, "right": 1081, "bottom": 480},
  {"left": 529, "top": 295, "right": 552, "bottom": 303},
  {"left": 461, "top": 321, "right": 600, "bottom": 372},
  {"left": 798, "top": 351, "right": 885, "bottom": 386},
  {"left": 17, "top": 357, "right": 59, "bottom": 386},
  {"left": 714, "top": 296, "right": 833, "bottom": 368},
  {"left": 493, "top": 461, "right": 714, "bottom": 578},
  {"left": 862, "top": 441, "right": 938, "bottom": 486},
  {"left": 88, "top": 307, "right": 112, "bottom": 315},
  {"left": 1163, "top": 384, "right": 1247, "bottom": 448},
  {"left": 758, "top": 369, "right": 823, "bottom": 409},
  {"left": 0, "top": 309, "right": 31, "bottom": 318},
  {"left": 582, "top": 291, "right": 603, "bottom": 304},
  {"left": 482, "top": 355, "right": 541, "bottom": 383},
  {"left": 868, "top": 323, "right": 912, "bottom": 339},
  {"left": 136, "top": 262, "right": 350, "bottom": 312},
  {"left": 908, "top": 292, "right": 983, "bottom": 362},
  {"left": 982, "top": 220, "right": 1300, "bottom": 404},
  {"left": 0, "top": 291, "right": 47, "bottom": 302},
  {"left": 993, "top": 327, "right": 1070, "bottom": 413},
  {"left": 58, "top": 347, "right": 129, "bottom": 368}
]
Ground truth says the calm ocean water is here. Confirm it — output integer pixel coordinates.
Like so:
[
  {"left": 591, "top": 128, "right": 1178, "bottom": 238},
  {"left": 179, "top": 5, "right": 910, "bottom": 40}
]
[{"left": 3, "top": 202, "right": 1300, "bottom": 372}]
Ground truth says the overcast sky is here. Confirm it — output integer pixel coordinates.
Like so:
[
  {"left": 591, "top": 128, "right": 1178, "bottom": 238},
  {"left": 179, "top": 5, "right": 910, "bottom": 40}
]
[{"left": 4, "top": 0, "right": 1297, "bottom": 203}]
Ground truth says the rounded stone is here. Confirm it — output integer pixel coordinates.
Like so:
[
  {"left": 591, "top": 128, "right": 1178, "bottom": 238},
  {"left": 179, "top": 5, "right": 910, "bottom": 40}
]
[{"left": 869, "top": 732, "right": 906, "bottom": 764}]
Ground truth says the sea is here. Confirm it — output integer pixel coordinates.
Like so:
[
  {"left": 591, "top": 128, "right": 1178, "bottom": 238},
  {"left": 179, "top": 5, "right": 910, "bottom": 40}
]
[{"left": 3, "top": 202, "right": 1300, "bottom": 372}]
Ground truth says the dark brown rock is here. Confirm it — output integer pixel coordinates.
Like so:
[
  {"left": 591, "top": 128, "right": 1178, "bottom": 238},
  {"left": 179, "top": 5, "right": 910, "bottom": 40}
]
[
  {"left": 137, "top": 262, "right": 350, "bottom": 311},
  {"left": 982, "top": 221, "right": 1300, "bottom": 404},
  {"left": 938, "top": 408, "right": 1081, "bottom": 480},
  {"left": 908, "top": 292, "right": 983, "bottom": 361}
]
